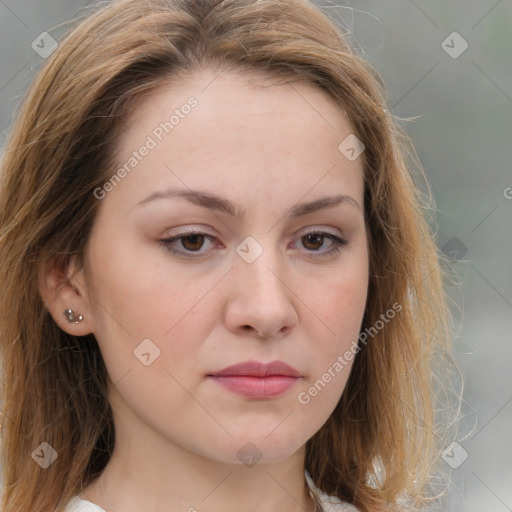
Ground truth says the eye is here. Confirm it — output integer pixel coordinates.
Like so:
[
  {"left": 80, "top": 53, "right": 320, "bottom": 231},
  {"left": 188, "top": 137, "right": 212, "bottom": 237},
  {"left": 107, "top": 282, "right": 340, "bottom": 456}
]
[
  {"left": 159, "top": 229, "right": 348, "bottom": 259},
  {"left": 294, "top": 231, "right": 348, "bottom": 259},
  {"left": 160, "top": 231, "right": 218, "bottom": 257}
]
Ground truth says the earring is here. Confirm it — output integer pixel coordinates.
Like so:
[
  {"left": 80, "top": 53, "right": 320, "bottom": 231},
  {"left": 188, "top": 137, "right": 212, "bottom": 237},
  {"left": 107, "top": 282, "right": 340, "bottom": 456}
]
[{"left": 64, "top": 308, "right": 83, "bottom": 324}]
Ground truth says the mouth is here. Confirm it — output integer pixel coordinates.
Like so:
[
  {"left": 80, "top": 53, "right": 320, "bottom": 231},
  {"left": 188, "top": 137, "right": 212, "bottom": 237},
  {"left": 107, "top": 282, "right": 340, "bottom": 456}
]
[{"left": 208, "top": 360, "right": 302, "bottom": 399}]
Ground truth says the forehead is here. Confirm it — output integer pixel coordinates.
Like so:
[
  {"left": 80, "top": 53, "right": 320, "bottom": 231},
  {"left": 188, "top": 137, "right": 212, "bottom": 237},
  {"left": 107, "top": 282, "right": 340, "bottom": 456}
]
[
  {"left": 106, "top": 68, "right": 364, "bottom": 208},
  {"left": 120, "top": 67, "right": 355, "bottom": 147}
]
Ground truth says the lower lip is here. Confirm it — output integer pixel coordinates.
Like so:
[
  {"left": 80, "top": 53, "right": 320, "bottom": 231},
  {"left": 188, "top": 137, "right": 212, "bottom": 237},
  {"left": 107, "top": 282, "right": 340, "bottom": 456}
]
[{"left": 209, "top": 375, "right": 301, "bottom": 399}]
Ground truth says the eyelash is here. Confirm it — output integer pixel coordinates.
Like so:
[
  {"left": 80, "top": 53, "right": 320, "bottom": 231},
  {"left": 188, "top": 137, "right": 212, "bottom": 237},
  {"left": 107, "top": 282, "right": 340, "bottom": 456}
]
[{"left": 159, "top": 230, "right": 348, "bottom": 259}]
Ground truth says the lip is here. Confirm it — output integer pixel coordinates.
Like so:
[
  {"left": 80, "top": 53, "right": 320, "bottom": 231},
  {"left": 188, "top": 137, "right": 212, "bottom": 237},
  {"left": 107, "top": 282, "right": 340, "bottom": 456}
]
[{"left": 208, "top": 360, "right": 302, "bottom": 399}]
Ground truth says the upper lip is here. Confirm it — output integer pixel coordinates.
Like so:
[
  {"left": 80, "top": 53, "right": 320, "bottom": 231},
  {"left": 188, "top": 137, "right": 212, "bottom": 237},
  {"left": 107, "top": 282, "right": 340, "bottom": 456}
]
[{"left": 209, "top": 360, "right": 302, "bottom": 377}]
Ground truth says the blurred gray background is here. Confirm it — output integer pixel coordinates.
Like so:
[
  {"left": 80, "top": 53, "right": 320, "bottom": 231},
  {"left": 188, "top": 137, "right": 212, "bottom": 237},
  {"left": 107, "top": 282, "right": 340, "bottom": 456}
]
[{"left": 1, "top": 1, "right": 511, "bottom": 510}]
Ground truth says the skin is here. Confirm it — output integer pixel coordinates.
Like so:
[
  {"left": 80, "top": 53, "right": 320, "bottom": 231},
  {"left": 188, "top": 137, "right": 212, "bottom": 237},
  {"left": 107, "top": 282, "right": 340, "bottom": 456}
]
[{"left": 40, "top": 68, "right": 369, "bottom": 512}]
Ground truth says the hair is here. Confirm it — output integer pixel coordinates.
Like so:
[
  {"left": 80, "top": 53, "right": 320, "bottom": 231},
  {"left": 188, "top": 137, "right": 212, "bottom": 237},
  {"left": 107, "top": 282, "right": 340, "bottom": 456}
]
[{"left": 0, "top": 1, "right": 457, "bottom": 511}]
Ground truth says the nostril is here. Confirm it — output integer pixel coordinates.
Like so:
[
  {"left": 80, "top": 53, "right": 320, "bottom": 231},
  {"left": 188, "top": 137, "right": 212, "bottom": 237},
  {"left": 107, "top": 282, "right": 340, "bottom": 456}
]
[{"left": 241, "top": 325, "right": 267, "bottom": 337}]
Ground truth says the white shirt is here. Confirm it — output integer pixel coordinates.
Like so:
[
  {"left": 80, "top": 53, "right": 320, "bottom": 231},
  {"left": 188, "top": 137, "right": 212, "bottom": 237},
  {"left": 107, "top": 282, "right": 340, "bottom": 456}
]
[{"left": 62, "top": 474, "right": 358, "bottom": 511}]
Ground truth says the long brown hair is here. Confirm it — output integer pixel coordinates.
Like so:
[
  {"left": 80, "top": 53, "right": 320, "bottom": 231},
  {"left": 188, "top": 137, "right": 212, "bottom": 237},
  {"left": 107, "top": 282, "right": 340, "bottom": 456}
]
[{"left": 0, "top": 1, "right": 455, "bottom": 510}]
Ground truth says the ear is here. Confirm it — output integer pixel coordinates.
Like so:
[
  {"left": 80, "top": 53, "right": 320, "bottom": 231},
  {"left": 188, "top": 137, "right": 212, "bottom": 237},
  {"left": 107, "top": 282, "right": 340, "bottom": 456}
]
[{"left": 37, "top": 253, "right": 95, "bottom": 336}]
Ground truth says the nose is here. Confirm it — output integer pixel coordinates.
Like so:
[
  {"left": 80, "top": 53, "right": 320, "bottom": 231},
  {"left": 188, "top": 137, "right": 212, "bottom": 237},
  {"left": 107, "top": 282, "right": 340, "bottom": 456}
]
[{"left": 223, "top": 245, "right": 299, "bottom": 339}]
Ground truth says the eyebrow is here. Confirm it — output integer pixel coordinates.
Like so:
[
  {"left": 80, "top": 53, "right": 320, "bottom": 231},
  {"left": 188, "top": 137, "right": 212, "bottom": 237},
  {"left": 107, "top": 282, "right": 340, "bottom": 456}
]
[{"left": 135, "top": 187, "right": 360, "bottom": 218}]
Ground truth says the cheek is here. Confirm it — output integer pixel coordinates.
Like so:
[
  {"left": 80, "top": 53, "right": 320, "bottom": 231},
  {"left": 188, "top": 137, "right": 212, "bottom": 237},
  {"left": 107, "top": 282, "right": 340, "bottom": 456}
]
[
  {"left": 308, "top": 257, "right": 368, "bottom": 342},
  {"left": 300, "top": 251, "right": 368, "bottom": 397},
  {"left": 90, "top": 243, "right": 205, "bottom": 361},
  {"left": 87, "top": 230, "right": 215, "bottom": 335}
]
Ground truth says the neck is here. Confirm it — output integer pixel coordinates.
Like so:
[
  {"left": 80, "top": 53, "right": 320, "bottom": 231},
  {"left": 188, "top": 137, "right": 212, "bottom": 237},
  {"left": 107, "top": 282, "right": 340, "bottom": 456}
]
[
  {"left": 79, "top": 396, "right": 318, "bottom": 512},
  {"left": 80, "top": 449, "right": 317, "bottom": 512}
]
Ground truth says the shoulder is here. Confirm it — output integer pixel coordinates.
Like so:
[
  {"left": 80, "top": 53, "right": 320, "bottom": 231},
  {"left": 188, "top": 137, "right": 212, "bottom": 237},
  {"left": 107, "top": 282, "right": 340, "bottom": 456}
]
[
  {"left": 60, "top": 496, "right": 106, "bottom": 512},
  {"left": 306, "top": 472, "right": 359, "bottom": 512}
]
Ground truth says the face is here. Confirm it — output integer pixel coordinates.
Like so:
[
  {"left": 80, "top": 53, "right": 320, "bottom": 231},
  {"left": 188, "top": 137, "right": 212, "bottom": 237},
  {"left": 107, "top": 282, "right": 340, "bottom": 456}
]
[{"left": 77, "top": 68, "right": 368, "bottom": 465}]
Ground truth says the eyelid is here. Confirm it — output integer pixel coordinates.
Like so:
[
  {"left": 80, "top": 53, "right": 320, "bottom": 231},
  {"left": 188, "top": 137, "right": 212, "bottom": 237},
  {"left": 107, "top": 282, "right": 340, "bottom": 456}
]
[
  {"left": 295, "top": 225, "right": 343, "bottom": 238},
  {"left": 162, "top": 225, "right": 216, "bottom": 238}
]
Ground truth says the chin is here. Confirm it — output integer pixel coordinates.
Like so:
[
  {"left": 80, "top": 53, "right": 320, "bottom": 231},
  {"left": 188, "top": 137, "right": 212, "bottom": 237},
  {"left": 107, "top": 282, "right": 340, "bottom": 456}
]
[{"left": 211, "top": 429, "right": 309, "bottom": 467}]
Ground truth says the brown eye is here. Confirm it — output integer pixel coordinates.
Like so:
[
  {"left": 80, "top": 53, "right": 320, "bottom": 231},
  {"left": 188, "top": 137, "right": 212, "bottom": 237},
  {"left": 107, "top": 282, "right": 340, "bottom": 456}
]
[
  {"left": 294, "top": 231, "right": 348, "bottom": 259},
  {"left": 160, "top": 231, "right": 217, "bottom": 256},
  {"left": 181, "top": 234, "right": 206, "bottom": 251},
  {"left": 302, "top": 233, "right": 324, "bottom": 250}
]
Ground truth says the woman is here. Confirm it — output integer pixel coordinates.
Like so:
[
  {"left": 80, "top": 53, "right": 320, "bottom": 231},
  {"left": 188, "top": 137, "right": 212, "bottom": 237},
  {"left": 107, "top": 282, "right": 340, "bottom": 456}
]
[{"left": 0, "top": 1, "right": 455, "bottom": 511}]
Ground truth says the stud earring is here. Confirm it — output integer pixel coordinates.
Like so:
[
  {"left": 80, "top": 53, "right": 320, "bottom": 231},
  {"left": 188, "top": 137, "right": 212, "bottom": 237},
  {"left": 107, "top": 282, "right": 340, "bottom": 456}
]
[{"left": 64, "top": 308, "right": 83, "bottom": 324}]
